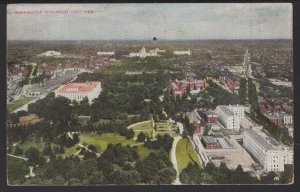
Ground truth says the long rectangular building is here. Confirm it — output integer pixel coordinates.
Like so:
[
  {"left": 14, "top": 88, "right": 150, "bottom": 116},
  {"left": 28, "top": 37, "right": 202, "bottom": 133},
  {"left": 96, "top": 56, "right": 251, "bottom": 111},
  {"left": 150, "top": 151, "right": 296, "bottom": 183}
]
[
  {"left": 243, "top": 129, "right": 293, "bottom": 172},
  {"left": 55, "top": 81, "right": 102, "bottom": 103},
  {"left": 216, "top": 105, "right": 239, "bottom": 130}
]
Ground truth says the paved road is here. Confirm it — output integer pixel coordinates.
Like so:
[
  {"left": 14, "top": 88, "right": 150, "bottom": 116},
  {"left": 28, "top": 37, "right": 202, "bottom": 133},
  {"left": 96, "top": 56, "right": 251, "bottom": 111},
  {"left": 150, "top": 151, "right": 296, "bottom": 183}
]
[
  {"left": 170, "top": 135, "right": 182, "bottom": 185},
  {"left": 77, "top": 143, "right": 101, "bottom": 157},
  {"left": 127, "top": 120, "right": 151, "bottom": 129},
  {"left": 13, "top": 92, "right": 48, "bottom": 113},
  {"left": 7, "top": 154, "right": 29, "bottom": 161},
  {"left": 12, "top": 76, "right": 77, "bottom": 113}
]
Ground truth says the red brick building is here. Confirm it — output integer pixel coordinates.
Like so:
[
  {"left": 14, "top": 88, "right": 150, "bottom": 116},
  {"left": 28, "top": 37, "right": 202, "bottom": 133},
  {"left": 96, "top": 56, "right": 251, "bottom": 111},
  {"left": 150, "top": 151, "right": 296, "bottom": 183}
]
[
  {"left": 204, "top": 111, "right": 219, "bottom": 124},
  {"left": 168, "top": 78, "right": 207, "bottom": 100},
  {"left": 201, "top": 136, "right": 221, "bottom": 149}
]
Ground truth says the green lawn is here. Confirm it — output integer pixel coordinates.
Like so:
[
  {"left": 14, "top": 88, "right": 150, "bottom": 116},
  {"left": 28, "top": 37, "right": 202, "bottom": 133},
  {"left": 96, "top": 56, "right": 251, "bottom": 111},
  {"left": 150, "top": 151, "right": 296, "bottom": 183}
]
[
  {"left": 79, "top": 133, "right": 136, "bottom": 151},
  {"left": 156, "top": 121, "right": 178, "bottom": 132},
  {"left": 64, "top": 146, "right": 80, "bottom": 157},
  {"left": 92, "top": 119, "right": 117, "bottom": 127},
  {"left": 176, "top": 138, "right": 202, "bottom": 172},
  {"left": 17, "top": 136, "right": 48, "bottom": 154},
  {"left": 136, "top": 144, "right": 156, "bottom": 160},
  {"left": 129, "top": 121, "right": 152, "bottom": 131},
  {"left": 7, "top": 97, "right": 33, "bottom": 112},
  {"left": 134, "top": 130, "right": 152, "bottom": 137}
]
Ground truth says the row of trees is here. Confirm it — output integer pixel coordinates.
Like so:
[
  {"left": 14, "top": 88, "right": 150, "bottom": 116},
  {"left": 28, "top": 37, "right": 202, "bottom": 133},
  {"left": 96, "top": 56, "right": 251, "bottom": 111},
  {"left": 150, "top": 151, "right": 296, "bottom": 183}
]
[
  {"left": 206, "top": 80, "right": 240, "bottom": 107},
  {"left": 144, "top": 134, "right": 174, "bottom": 152},
  {"left": 238, "top": 78, "right": 247, "bottom": 105},
  {"left": 180, "top": 158, "right": 293, "bottom": 184},
  {"left": 180, "top": 162, "right": 258, "bottom": 184},
  {"left": 248, "top": 79, "right": 258, "bottom": 109},
  {"left": 8, "top": 142, "right": 176, "bottom": 185}
]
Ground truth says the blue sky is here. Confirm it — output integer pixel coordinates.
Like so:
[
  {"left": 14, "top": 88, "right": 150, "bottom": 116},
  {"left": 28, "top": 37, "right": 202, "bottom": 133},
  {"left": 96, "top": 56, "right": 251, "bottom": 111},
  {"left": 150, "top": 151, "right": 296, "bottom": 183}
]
[{"left": 7, "top": 3, "right": 292, "bottom": 40}]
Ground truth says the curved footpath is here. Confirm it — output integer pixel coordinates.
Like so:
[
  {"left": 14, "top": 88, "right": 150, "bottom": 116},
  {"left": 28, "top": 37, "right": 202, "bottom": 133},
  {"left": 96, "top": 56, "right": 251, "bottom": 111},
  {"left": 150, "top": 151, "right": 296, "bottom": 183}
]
[
  {"left": 170, "top": 135, "right": 182, "bottom": 185},
  {"left": 127, "top": 120, "right": 151, "bottom": 129}
]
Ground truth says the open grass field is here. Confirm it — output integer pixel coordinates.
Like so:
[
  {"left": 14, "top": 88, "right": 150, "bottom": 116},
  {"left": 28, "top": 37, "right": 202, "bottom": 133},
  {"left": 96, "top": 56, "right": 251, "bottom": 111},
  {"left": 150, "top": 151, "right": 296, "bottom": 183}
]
[
  {"left": 17, "top": 136, "right": 48, "bottom": 154},
  {"left": 176, "top": 138, "right": 202, "bottom": 172},
  {"left": 129, "top": 121, "right": 152, "bottom": 130},
  {"left": 136, "top": 144, "right": 156, "bottom": 160},
  {"left": 16, "top": 135, "right": 80, "bottom": 157},
  {"left": 79, "top": 133, "right": 155, "bottom": 159},
  {"left": 7, "top": 97, "right": 33, "bottom": 112},
  {"left": 128, "top": 121, "right": 153, "bottom": 137},
  {"left": 79, "top": 133, "right": 136, "bottom": 151}
]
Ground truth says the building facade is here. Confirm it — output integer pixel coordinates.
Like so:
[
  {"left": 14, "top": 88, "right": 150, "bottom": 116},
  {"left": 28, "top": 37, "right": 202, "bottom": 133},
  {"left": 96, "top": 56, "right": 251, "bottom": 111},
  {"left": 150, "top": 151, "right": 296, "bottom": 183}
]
[
  {"left": 204, "top": 111, "right": 219, "bottom": 124},
  {"left": 173, "top": 50, "right": 191, "bottom": 55},
  {"left": 243, "top": 129, "right": 293, "bottom": 172},
  {"left": 216, "top": 105, "right": 241, "bottom": 130},
  {"left": 168, "top": 78, "right": 207, "bottom": 99},
  {"left": 39, "top": 51, "right": 62, "bottom": 57},
  {"left": 97, "top": 51, "right": 115, "bottom": 56},
  {"left": 227, "top": 104, "right": 245, "bottom": 120},
  {"left": 201, "top": 136, "right": 221, "bottom": 149},
  {"left": 129, "top": 47, "right": 158, "bottom": 58},
  {"left": 55, "top": 81, "right": 102, "bottom": 103}
]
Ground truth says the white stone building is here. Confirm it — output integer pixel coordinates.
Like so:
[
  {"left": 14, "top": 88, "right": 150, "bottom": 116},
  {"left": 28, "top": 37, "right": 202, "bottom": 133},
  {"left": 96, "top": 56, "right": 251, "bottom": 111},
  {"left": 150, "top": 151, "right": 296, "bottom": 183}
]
[
  {"left": 39, "top": 51, "right": 62, "bottom": 57},
  {"left": 216, "top": 105, "right": 244, "bottom": 130},
  {"left": 129, "top": 47, "right": 158, "bottom": 58},
  {"left": 97, "top": 51, "right": 115, "bottom": 56},
  {"left": 55, "top": 82, "right": 102, "bottom": 103},
  {"left": 173, "top": 50, "right": 191, "bottom": 55},
  {"left": 227, "top": 104, "right": 245, "bottom": 120},
  {"left": 282, "top": 113, "right": 293, "bottom": 125},
  {"left": 243, "top": 129, "right": 293, "bottom": 172}
]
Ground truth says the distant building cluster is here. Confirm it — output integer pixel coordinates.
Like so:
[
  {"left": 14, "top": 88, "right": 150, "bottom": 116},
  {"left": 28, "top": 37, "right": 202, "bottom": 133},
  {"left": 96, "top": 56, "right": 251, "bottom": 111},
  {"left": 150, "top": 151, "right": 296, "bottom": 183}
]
[
  {"left": 253, "top": 65, "right": 266, "bottom": 78},
  {"left": 218, "top": 76, "right": 240, "bottom": 94},
  {"left": 7, "top": 62, "right": 31, "bottom": 78},
  {"left": 96, "top": 51, "right": 115, "bottom": 56},
  {"left": 23, "top": 69, "right": 81, "bottom": 97},
  {"left": 262, "top": 112, "right": 293, "bottom": 127},
  {"left": 243, "top": 128, "right": 293, "bottom": 172},
  {"left": 268, "top": 78, "right": 292, "bottom": 88},
  {"left": 128, "top": 47, "right": 158, "bottom": 58},
  {"left": 259, "top": 99, "right": 293, "bottom": 127},
  {"left": 173, "top": 49, "right": 191, "bottom": 55},
  {"left": 55, "top": 81, "right": 102, "bottom": 103},
  {"left": 215, "top": 104, "right": 245, "bottom": 130},
  {"left": 88, "top": 56, "right": 111, "bottom": 69},
  {"left": 168, "top": 77, "right": 207, "bottom": 100},
  {"left": 37, "top": 50, "right": 62, "bottom": 57}
]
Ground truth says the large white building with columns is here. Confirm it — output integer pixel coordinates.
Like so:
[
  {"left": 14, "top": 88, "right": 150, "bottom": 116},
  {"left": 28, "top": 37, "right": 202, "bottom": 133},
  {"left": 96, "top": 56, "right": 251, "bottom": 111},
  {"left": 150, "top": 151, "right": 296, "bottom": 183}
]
[
  {"left": 243, "top": 129, "right": 293, "bottom": 172},
  {"left": 55, "top": 81, "right": 102, "bottom": 103}
]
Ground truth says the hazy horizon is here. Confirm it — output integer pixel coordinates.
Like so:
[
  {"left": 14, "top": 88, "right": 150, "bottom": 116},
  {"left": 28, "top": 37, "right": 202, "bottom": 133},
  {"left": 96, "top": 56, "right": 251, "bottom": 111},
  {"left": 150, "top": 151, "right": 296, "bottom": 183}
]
[{"left": 7, "top": 3, "right": 292, "bottom": 41}]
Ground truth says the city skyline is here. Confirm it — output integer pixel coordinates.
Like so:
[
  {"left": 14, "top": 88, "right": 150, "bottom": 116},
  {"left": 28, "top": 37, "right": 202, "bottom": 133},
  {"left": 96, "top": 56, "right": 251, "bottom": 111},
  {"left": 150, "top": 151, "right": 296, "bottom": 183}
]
[{"left": 7, "top": 3, "right": 292, "bottom": 41}]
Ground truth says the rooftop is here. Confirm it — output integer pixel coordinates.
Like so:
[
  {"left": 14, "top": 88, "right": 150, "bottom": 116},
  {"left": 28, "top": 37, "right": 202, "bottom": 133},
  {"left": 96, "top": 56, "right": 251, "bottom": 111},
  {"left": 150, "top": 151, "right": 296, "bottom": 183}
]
[
  {"left": 218, "top": 105, "right": 234, "bottom": 116},
  {"left": 56, "top": 81, "right": 101, "bottom": 93},
  {"left": 205, "top": 110, "right": 218, "bottom": 117},
  {"left": 244, "top": 129, "right": 276, "bottom": 150},
  {"left": 202, "top": 136, "right": 218, "bottom": 144},
  {"left": 186, "top": 109, "right": 201, "bottom": 123}
]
